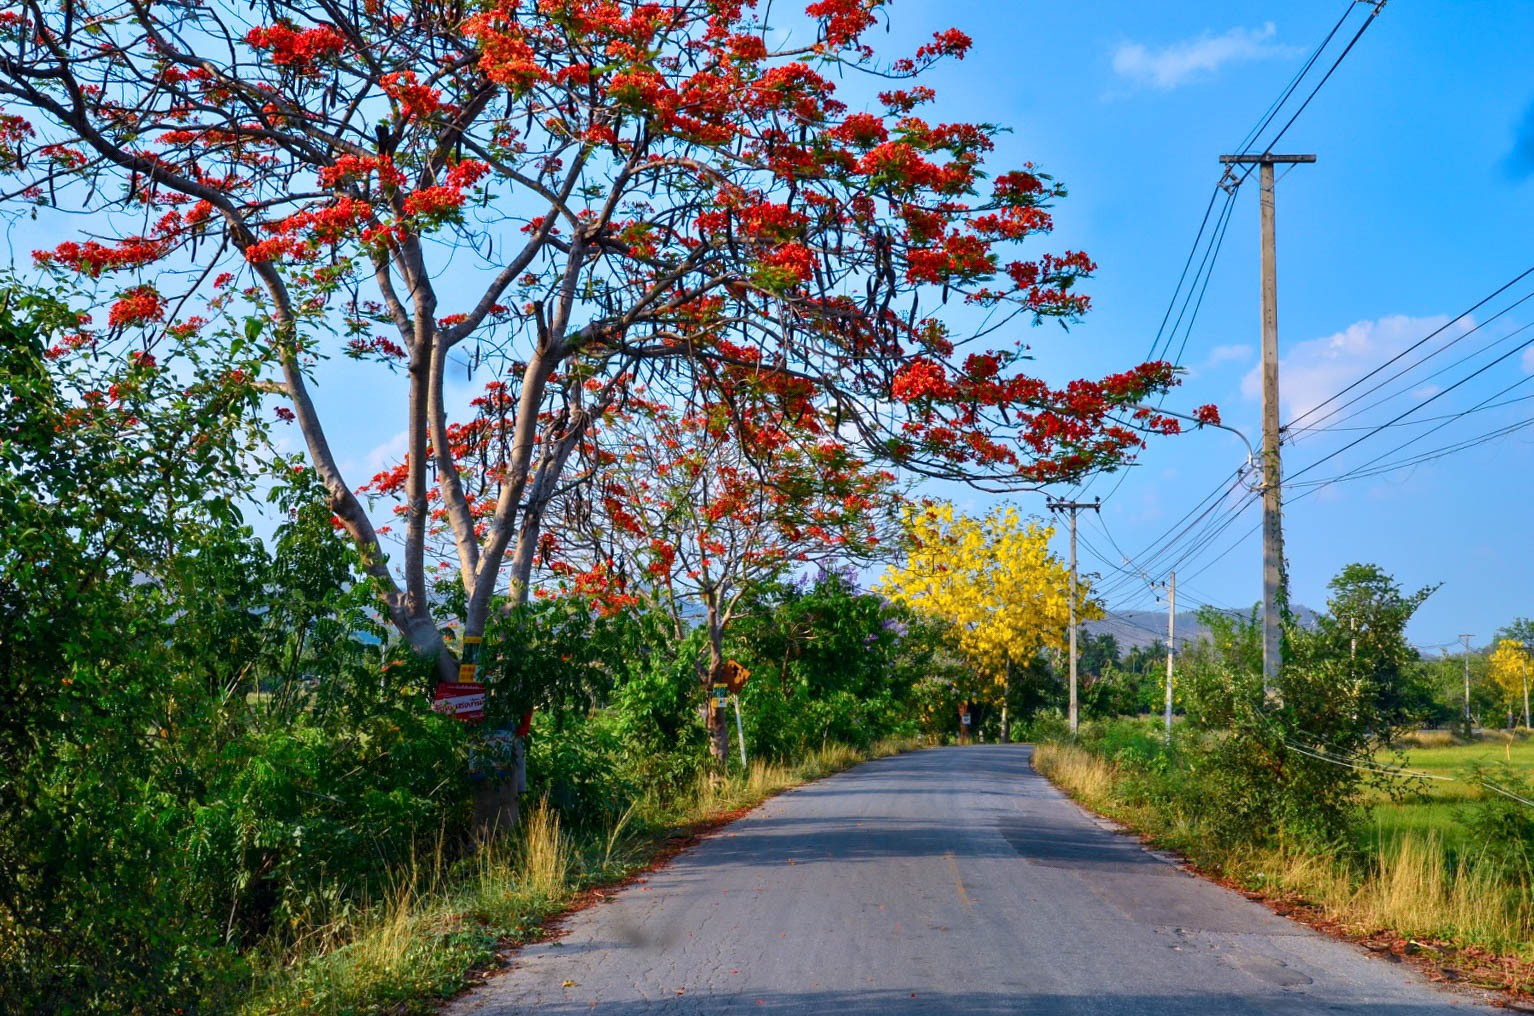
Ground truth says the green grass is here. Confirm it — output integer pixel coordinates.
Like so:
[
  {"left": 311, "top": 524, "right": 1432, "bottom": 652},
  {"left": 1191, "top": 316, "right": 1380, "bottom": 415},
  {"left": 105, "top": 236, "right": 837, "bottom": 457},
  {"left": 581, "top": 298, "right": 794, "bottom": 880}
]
[{"left": 1366, "top": 733, "right": 1534, "bottom": 852}]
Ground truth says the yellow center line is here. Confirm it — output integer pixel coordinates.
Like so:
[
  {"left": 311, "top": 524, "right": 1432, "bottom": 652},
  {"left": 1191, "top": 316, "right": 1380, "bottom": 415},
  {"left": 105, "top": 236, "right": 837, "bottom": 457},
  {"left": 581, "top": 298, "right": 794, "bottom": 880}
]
[{"left": 945, "top": 851, "right": 975, "bottom": 910}]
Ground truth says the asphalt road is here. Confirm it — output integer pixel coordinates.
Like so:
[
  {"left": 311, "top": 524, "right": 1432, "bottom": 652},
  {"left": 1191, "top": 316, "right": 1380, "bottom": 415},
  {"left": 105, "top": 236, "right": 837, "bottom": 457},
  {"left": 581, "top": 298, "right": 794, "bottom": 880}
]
[{"left": 448, "top": 745, "right": 1493, "bottom": 1015}]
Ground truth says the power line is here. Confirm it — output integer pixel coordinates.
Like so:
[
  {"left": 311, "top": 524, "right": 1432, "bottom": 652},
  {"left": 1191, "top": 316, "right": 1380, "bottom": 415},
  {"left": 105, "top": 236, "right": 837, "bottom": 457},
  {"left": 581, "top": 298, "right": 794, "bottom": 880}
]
[
  {"left": 1062, "top": 2, "right": 1385, "bottom": 602},
  {"left": 1164, "top": 192, "right": 1238, "bottom": 372},
  {"left": 1089, "top": 466, "right": 1252, "bottom": 599},
  {"left": 1290, "top": 416, "right": 1534, "bottom": 490},
  {"left": 1154, "top": 486, "right": 1262, "bottom": 582},
  {"left": 1075, "top": 2, "right": 1379, "bottom": 508},
  {"left": 1287, "top": 325, "right": 1534, "bottom": 484},
  {"left": 1177, "top": 501, "right": 1264, "bottom": 587},
  {"left": 1293, "top": 315, "right": 1534, "bottom": 441},
  {"left": 1285, "top": 266, "right": 1534, "bottom": 433},
  {"left": 1256, "top": 3, "right": 1384, "bottom": 157},
  {"left": 1293, "top": 387, "right": 1534, "bottom": 433},
  {"left": 1232, "top": 3, "right": 1359, "bottom": 155}
]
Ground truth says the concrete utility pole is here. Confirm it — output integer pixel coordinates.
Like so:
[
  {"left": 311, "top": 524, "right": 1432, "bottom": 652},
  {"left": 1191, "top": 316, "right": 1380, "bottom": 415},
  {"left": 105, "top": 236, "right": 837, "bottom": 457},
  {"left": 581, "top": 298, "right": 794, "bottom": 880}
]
[
  {"left": 1164, "top": 570, "right": 1176, "bottom": 741},
  {"left": 1047, "top": 498, "right": 1099, "bottom": 735},
  {"left": 1461, "top": 633, "right": 1474, "bottom": 738},
  {"left": 1218, "top": 152, "right": 1315, "bottom": 698}
]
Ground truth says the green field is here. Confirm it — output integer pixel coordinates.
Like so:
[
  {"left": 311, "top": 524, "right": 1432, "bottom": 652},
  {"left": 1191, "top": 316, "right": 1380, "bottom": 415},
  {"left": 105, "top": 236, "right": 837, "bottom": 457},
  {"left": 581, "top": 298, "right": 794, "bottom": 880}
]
[{"left": 1366, "top": 733, "right": 1534, "bottom": 852}]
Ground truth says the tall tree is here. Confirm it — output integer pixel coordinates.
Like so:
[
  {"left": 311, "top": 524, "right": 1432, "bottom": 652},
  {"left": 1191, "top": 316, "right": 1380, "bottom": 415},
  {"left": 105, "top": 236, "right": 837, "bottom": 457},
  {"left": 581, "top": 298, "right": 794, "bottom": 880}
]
[
  {"left": 559, "top": 395, "right": 893, "bottom": 761},
  {"left": 879, "top": 501, "right": 1090, "bottom": 740},
  {"left": 1488, "top": 639, "right": 1531, "bottom": 728},
  {"left": 0, "top": 0, "right": 1190, "bottom": 679}
]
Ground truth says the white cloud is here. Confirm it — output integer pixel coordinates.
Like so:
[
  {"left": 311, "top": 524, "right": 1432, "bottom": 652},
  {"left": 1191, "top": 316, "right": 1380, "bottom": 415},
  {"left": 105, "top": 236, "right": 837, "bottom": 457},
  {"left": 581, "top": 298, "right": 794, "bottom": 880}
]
[
  {"left": 1240, "top": 314, "right": 1472, "bottom": 421},
  {"left": 1112, "top": 23, "right": 1301, "bottom": 91},
  {"left": 1523, "top": 345, "right": 1534, "bottom": 374}
]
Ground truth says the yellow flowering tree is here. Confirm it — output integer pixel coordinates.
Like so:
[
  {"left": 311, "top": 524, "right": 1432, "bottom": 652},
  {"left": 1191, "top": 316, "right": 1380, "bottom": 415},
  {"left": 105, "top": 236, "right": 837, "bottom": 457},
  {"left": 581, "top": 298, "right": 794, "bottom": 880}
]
[
  {"left": 1488, "top": 638, "right": 1531, "bottom": 728},
  {"left": 878, "top": 501, "right": 1098, "bottom": 740}
]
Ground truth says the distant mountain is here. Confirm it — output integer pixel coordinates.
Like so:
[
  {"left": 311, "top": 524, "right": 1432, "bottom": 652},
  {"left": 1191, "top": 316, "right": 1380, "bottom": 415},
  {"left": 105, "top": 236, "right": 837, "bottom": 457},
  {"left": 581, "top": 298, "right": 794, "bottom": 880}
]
[{"left": 1086, "top": 605, "right": 1318, "bottom": 653}]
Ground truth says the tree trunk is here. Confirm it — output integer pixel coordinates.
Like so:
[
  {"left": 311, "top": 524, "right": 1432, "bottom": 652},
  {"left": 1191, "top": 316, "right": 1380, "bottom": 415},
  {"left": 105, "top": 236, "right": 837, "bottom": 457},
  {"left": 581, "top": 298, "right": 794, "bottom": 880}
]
[
  {"left": 466, "top": 605, "right": 524, "bottom": 838},
  {"left": 471, "top": 736, "right": 523, "bottom": 837},
  {"left": 999, "top": 659, "right": 1013, "bottom": 744},
  {"left": 704, "top": 611, "right": 729, "bottom": 766}
]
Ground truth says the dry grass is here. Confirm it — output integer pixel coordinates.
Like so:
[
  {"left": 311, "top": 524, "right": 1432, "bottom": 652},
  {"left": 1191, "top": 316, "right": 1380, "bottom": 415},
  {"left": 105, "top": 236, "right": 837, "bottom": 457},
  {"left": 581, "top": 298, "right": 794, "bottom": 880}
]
[
  {"left": 1034, "top": 740, "right": 1534, "bottom": 966},
  {"left": 1229, "top": 832, "right": 1532, "bottom": 955},
  {"left": 1395, "top": 729, "right": 1459, "bottom": 750},
  {"left": 1031, "top": 742, "right": 1116, "bottom": 809},
  {"left": 239, "top": 737, "right": 919, "bottom": 1015}
]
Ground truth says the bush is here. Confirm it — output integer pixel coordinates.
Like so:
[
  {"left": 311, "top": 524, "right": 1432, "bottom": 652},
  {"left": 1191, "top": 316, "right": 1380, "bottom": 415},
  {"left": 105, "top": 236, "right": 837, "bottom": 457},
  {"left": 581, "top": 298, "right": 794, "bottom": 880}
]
[{"left": 1463, "top": 763, "right": 1534, "bottom": 877}]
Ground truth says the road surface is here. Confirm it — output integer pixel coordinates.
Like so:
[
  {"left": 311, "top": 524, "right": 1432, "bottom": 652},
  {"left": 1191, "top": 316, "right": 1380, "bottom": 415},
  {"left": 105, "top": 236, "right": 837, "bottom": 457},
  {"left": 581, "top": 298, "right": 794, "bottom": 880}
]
[{"left": 448, "top": 745, "right": 1492, "bottom": 1015}]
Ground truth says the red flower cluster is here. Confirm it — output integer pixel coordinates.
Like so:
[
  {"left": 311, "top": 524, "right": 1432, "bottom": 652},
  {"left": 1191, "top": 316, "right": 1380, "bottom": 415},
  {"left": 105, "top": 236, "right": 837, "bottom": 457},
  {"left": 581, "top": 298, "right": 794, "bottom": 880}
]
[
  {"left": 805, "top": 0, "right": 878, "bottom": 49},
  {"left": 463, "top": 12, "right": 543, "bottom": 95},
  {"left": 891, "top": 359, "right": 954, "bottom": 403},
  {"left": 245, "top": 23, "right": 348, "bottom": 71},
  {"left": 318, "top": 154, "right": 408, "bottom": 190},
  {"left": 34, "top": 236, "right": 171, "bottom": 277},
  {"left": 759, "top": 243, "right": 814, "bottom": 283},
  {"left": 379, "top": 70, "right": 442, "bottom": 121},
  {"left": 107, "top": 285, "right": 165, "bottom": 329}
]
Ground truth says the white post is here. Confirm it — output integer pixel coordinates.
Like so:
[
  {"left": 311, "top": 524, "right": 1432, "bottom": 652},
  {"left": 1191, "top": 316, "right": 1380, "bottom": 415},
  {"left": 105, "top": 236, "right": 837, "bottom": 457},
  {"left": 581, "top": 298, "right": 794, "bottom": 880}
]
[{"left": 733, "top": 695, "right": 748, "bottom": 768}]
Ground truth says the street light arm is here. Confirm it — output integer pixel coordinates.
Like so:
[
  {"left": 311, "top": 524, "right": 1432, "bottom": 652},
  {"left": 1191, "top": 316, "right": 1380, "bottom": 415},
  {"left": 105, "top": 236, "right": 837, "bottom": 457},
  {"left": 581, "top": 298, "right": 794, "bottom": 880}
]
[{"left": 1130, "top": 403, "right": 1257, "bottom": 468}]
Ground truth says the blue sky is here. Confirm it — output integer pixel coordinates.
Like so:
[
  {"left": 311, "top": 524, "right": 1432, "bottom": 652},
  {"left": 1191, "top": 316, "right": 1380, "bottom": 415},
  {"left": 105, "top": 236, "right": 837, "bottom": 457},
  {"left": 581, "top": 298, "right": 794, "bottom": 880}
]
[
  {"left": 8, "top": 1, "right": 1531, "bottom": 651},
  {"left": 885, "top": 0, "right": 1534, "bottom": 650}
]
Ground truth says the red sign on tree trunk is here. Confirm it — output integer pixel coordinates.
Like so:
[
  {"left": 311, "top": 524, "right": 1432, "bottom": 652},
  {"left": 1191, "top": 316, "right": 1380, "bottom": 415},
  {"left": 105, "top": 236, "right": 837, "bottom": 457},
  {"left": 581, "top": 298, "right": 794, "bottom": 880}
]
[{"left": 433, "top": 682, "right": 486, "bottom": 723}]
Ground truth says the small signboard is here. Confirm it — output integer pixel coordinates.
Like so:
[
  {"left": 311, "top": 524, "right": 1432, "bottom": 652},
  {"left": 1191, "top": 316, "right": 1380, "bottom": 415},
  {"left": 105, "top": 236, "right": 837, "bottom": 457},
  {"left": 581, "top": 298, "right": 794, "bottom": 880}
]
[
  {"left": 457, "top": 635, "right": 483, "bottom": 682},
  {"left": 434, "top": 681, "right": 486, "bottom": 723},
  {"left": 711, "top": 683, "right": 729, "bottom": 709},
  {"left": 720, "top": 659, "right": 750, "bottom": 694}
]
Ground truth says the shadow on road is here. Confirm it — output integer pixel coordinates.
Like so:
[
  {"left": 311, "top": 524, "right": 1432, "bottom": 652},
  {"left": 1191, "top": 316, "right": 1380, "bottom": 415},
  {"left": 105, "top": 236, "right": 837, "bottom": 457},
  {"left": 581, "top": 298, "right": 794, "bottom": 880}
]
[{"left": 505, "top": 986, "right": 1472, "bottom": 1015}]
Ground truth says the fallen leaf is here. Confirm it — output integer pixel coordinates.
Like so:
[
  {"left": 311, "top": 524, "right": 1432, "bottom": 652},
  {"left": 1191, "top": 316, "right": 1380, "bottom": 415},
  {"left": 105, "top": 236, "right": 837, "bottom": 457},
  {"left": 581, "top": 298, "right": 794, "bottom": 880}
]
[{"left": 562, "top": 980, "right": 577, "bottom": 989}]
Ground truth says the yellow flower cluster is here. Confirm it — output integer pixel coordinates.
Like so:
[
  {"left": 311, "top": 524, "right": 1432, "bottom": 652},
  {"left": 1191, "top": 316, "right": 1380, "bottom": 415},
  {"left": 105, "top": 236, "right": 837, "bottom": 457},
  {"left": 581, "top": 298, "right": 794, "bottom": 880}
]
[
  {"left": 1488, "top": 638, "right": 1531, "bottom": 715},
  {"left": 878, "top": 500, "right": 1100, "bottom": 704}
]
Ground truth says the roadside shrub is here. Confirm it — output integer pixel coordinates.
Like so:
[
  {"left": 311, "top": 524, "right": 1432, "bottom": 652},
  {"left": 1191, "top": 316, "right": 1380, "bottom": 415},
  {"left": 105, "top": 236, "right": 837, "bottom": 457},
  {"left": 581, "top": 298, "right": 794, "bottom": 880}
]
[
  {"left": 606, "top": 631, "right": 710, "bottom": 801},
  {"left": 1462, "top": 763, "right": 1534, "bottom": 877},
  {"left": 1016, "top": 709, "right": 1069, "bottom": 744},
  {"left": 524, "top": 711, "right": 631, "bottom": 830}
]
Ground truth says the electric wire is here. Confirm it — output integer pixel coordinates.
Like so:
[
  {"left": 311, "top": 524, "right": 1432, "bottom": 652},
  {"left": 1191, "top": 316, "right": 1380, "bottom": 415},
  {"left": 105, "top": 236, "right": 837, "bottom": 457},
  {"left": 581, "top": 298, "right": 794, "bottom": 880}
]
[
  {"left": 1088, "top": 466, "right": 1251, "bottom": 599},
  {"left": 1286, "top": 740, "right": 1534, "bottom": 810},
  {"left": 1285, "top": 266, "right": 1534, "bottom": 433},
  {"left": 1232, "top": 2, "right": 1359, "bottom": 156},
  {"left": 1283, "top": 741, "right": 1455, "bottom": 781},
  {"left": 1067, "top": 1, "right": 1384, "bottom": 602},
  {"left": 1256, "top": 4, "right": 1382, "bottom": 159},
  {"left": 1297, "top": 388, "right": 1534, "bottom": 432},
  {"left": 1290, "top": 416, "right": 1534, "bottom": 490},
  {"left": 1151, "top": 486, "right": 1261, "bottom": 583},
  {"left": 1164, "top": 190, "right": 1238, "bottom": 373},
  {"left": 1287, "top": 326, "right": 1534, "bottom": 484},
  {"left": 1176, "top": 506, "right": 1263, "bottom": 588},
  {"left": 1294, "top": 308, "right": 1534, "bottom": 440}
]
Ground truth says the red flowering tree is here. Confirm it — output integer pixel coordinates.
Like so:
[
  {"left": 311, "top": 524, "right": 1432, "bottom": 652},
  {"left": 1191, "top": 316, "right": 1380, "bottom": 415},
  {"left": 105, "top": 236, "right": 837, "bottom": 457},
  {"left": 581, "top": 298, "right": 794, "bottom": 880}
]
[
  {"left": 0, "top": 0, "right": 1187, "bottom": 681},
  {"left": 560, "top": 391, "right": 894, "bottom": 761}
]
